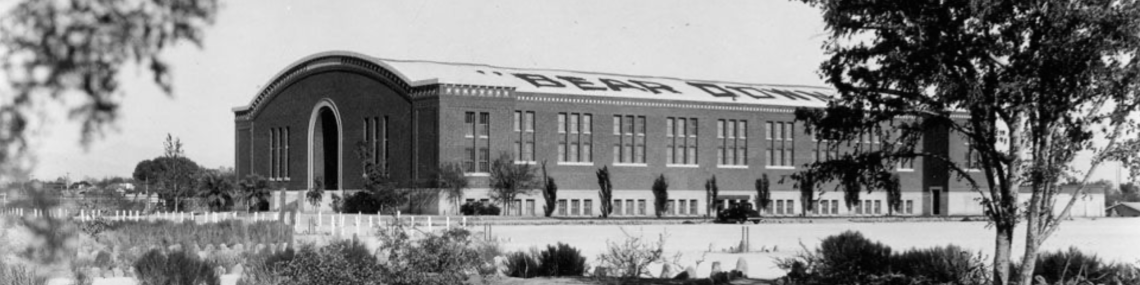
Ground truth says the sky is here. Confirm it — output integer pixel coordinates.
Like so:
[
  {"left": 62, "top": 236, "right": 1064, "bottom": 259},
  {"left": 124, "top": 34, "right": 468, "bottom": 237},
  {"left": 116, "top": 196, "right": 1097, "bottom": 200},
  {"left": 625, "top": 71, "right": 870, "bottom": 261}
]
[{"left": 22, "top": 0, "right": 1129, "bottom": 185}]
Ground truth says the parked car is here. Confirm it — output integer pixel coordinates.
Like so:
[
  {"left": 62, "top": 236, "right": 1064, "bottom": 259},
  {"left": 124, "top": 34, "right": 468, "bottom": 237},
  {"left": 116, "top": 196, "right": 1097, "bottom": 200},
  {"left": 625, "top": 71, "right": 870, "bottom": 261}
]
[{"left": 715, "top": 203, "right": 763, "bottom": 224}]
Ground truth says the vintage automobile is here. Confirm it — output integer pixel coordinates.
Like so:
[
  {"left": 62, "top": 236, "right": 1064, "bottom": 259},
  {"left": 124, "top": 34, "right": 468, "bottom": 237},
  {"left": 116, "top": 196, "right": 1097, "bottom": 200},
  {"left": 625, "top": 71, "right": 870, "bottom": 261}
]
[{"left": 715, "top": 203, "right": 763, "bottom": 224}]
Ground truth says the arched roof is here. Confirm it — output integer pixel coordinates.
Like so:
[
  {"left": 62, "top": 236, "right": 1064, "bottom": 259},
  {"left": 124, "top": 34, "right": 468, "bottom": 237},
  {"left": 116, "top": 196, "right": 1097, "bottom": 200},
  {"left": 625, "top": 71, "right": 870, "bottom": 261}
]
[{"left": 234, "top": 51, "right": 835, "bottom": 115}]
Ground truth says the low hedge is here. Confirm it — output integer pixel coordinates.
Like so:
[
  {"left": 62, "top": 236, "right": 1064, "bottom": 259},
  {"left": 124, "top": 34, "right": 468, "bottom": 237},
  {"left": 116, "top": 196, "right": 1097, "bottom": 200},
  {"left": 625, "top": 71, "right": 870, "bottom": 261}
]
[
  {"left": 460, "top": 202, "right": 500, "bottom": 216},
  {"left": 88, "top": 219, "right": 292, "bottom": 251}
]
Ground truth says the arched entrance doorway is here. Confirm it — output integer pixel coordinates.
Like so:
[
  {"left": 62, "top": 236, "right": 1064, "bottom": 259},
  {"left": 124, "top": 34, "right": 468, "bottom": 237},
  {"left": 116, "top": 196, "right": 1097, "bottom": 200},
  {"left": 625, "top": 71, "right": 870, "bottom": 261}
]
[{"left": 308, "top": 100, "right": 342, "bottom": 190}]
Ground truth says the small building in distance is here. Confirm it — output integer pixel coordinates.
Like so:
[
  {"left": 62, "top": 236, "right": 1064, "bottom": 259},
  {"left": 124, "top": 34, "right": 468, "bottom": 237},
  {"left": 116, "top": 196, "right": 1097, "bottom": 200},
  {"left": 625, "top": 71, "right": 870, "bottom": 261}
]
[
  {"left": 232, "top": 51, "right": 1105, "bottom": 217},
  {"left": 1107, "top": 202, "right": 1140, "bottom": 217}
]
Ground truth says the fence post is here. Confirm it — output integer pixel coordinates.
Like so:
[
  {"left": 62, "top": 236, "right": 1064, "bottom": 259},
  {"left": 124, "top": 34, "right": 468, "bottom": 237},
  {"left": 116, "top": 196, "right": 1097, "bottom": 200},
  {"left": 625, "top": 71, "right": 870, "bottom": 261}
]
[
  {"left": 446, "top": 216, "right": 450, "bottom": 230},
  {"left": 428, "top": 216, "right": 433, "bottom": 232}
]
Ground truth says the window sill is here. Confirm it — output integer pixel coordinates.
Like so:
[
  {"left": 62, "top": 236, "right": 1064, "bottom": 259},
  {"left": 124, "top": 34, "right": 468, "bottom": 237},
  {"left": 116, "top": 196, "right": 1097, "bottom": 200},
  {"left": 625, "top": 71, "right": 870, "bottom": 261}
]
[
  {"left": 765, "top": 166, "right": 796, "bottom": 170},
  {"left": 463, "top": 173, "right": 490, "bottom": 177},
  {"left": 613, "top": 163, "right": 648, "bottom": 167},
  {"left": 557, "top": 162, "right": 595, "bottom": 166},
  {"left": 666, "top": 164, "right": 699, "bottom": 168},
  {"left": 513, "top": 161, "right": 537, "bottom": 165},
  {"left": 896, "top": 168, "right": 915, "bottom": 172},
  {"left": 717, "top": 165, "right": 749, "bottom": 169}
]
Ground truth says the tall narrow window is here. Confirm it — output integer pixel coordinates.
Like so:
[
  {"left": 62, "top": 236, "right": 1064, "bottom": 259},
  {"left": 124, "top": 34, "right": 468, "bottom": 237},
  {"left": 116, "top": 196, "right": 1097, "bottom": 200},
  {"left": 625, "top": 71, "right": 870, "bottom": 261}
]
[
  {"left": 382, "top": 116, "right": 389, "bottom": 172},
  {"left": 478, "top": 113, "right": 490, "bottom": 171},
  {"left": 582, "top": 114, "right": 592, "bottom": 162},
  {"left": 515, "top": 111, "right": 536, "bottom": 162},
  {"left": 667, "top": 118, "right": 676, "bottom": 164},
  {"left": 284, "top": 127, "right": 290, "bottom": 179},
  {"left": 269, "top": 128, "right": 277, "bottom": 179}
]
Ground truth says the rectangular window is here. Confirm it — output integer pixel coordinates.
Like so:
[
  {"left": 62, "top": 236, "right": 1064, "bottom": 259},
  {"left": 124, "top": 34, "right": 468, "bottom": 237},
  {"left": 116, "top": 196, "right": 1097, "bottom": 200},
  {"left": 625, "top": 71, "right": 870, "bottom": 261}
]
[
  {"left": 864, "top": 200, "right": 872, "bottom": 215},
  {"left": 785, "top": 199, "right": 794, "bottom": 215},
  {"left": 626, "top": 200, "right": 635, "bottom": 215},
  {"left": 638, "top": 199, "right": 646, "bottom": 215},
  {"left": 678, "top": 199, "right": 687, "bottom": 215},
  {"left": 906, "top": 200, "right": 913, "bottom": 214},
  {"left": 614, "top": 199, "right": 623, "bottom": 216},
  {"left": 831, "top": 199, "right": 839, "bottom": 215},
  {"left": 558, "top": 199, "right": 567, "bottom": 216},
  {"left": 690, "top": 199, "right": 698, "bottom": 215},
  {"left": 584, "top": 200, "right": 593, "bottom": 216},
  {"left": 776, "top": 200, "right": 785, "bottom": 215},
  {"left": 571, "top": 199, "right": 580, "bottom": 216},
  {"left": 855, "top": 201, "right": 863, "bottom": 214},
  {"left": 281, "top": 128, "right": 287, "bottom": 178},
  {"left": 817, "top": 200, "right": 826, "bottom": 215},
  {"left": 527, "top": 200, "right": 535, "bottom": 216},
  {"left": 666, "top": 200, "right": 675, "bottom": 215},
  {"left": 269, "top": 128, "right": 277, "bottom": 179},
  {"left": 875, "top": 200, "right": 882, "bottom": 214}
]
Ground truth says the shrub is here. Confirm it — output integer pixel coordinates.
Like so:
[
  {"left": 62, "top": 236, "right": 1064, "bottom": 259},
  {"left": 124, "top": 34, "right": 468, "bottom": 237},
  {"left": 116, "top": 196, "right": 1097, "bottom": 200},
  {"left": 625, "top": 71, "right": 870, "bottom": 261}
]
[
  {"left": 472, "top": 239, "right": 504, "bottom": 276},
  {"left": 342, "top": 191, "right": 382, "bottom": 214},
  {"left": 0, "top": 260, "right": 45, "bottom": 285},
  {"left": 377, "top": 224, "right": 487, "bottom": 285},
  {"left": 596, "top": 228, "right": 668, "bottom": 278},
  {"left": 276, "top": 242, "right": 384, "bottom": 285},
  {"left": 237, "top": 247, "right": 295, "bottom": 285},
  {"left": 504, "top": 251, "right": 540, "bottom": 278},
  {"left": 537, "top": 242, "right": 587, "bottom": 277},
  {"left": 134, "top": 249, "right": 219, "bottom": 285},
  {"left": 814, "top": 231, "right": 892, "bottom": 284},
  {"left": 775, "top": 231, "right": 990, "bottom": 285},
  {"left": 460, "top": 202, "right": 500, "bottom": 215},
  {"left": 1031, "top": 247, "right": 1140, "bottom": 285},
  {"left": 892, "top": 245, "right": 988, "bottom": 285}
]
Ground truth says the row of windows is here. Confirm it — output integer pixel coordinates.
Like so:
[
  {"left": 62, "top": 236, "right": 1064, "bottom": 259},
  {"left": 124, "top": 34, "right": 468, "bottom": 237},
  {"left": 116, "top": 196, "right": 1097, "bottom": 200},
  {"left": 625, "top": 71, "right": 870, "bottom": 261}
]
[
  {"left": 806, "top": 199, "right": 916, "bottom": 215},
  {"left": 269, "top": 127, "right": 290, "bottom": 180},
  {"left": 469, "top": 111, "right": 924, "bottom": 173}
]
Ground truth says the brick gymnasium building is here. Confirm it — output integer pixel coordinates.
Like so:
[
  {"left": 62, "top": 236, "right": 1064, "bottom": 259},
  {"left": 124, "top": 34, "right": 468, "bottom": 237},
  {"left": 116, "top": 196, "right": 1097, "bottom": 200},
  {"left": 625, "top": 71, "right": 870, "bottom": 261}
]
[{"left": 233, "top": 51, "right": 1105, "bottom": 217}]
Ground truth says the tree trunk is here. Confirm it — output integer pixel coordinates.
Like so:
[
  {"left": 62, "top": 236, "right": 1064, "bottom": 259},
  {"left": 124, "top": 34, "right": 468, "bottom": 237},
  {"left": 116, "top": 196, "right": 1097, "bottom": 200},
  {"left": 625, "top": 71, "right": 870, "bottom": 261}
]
[
  {"left": 993, "top": 224, "right": 1014, "bottom": 285},
  {"left": 1017, "top": 236, "right": 1042, "bottom": 284}
]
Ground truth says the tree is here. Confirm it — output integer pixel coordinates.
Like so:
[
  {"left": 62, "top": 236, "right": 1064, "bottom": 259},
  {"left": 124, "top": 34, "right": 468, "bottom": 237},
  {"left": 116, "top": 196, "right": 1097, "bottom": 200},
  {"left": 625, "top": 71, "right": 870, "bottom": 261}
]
[
  {"left": 0, "top": 0, "right": 219, "bottom": 182},
  {"left": 541, "top": 161, "right": 558, "bottom": 217},
  {"left": 652, "top": 174, "right": 668, "bottom": 218},
  {"left": 239, "top": 174, "right": 271, "bottom": 212},
  {"left": 198, "top": 169, "right": 233, "bottom": 212},
  {"left": 885, "top": 174, "right": 902, "bottom": 216},
  {"left": 704, "top": 176, "right": 718, "bottom": 217},
  {"left": 795, "top": 172, "right": 816, "bottom": 217},
  {"left": 132, "top": 136, "right": 201, "bottom": 212},
  {"left": 597, "top": 166, "right": 614, "bottom": 218},
  {"left": 438, "top": 162, "right": 469, "bottom": 215},
  {"left": 755, "top": 174, "right": 771, "bottom": 213},
  {"left": 488, "top": 154, "right": 539, "bottom": 215},
  {"left": 793, "top": 1, "right": 1140, "bottom": 283},
  {"left": 306, "top": 177, "right": 324, "bottom": 212}
]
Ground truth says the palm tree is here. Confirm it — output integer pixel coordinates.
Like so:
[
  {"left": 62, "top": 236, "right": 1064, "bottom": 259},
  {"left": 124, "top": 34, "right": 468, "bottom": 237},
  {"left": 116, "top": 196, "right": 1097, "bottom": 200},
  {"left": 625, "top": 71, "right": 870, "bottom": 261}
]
[
  {"left": 239, "top": 174, "right": 271, "bottom": 212},
  {"left": 198, "top": 172, "right": 233, "bottom": 212}
]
